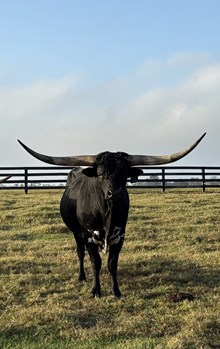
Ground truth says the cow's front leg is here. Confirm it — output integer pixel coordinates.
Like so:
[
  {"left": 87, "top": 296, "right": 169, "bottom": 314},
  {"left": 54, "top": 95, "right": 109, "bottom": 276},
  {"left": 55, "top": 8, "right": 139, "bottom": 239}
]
[
  {"left": 86, "top": 243, "right": 102, "bottom": 298},
  {"left": 108, "top": 240, "right": 123, "bottom": 298},
  {"left": 74, "top": 235, "right": 86, "bottom": 281},
  {"left": 77, "top": 242, "right": 86, "bottom": 281}
]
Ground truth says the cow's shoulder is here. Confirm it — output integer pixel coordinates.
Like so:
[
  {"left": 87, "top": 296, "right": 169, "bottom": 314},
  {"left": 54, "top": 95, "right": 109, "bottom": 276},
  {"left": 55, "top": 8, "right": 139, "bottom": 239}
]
[{"left": 66, "top": 167, "right": 84, "bottom": 186}]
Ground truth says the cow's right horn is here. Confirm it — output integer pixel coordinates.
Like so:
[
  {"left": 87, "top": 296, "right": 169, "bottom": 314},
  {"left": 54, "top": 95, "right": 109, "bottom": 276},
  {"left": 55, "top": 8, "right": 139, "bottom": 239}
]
[{"left": 17, "top": 140, "right": 96, "bottom": 166}]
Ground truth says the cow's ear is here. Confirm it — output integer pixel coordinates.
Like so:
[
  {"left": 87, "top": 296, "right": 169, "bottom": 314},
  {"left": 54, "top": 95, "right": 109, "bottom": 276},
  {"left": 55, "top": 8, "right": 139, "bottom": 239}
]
[
  {"left": 82, "top": 167, "right": 97, "bottom": 177},
  {"left": 128, "top": 167, "right": 143, "bottom": 183}
]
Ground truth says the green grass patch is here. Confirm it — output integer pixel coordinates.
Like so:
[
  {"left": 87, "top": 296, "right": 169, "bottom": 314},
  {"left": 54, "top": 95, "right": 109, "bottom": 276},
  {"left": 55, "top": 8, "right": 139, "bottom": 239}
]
[{"left": 0, "top": 189, "right": 220, "bottom": 348}]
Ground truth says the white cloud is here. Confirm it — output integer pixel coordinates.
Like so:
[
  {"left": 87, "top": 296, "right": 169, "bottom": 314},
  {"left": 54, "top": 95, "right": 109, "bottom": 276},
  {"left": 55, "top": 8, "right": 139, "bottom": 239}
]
[
  {"left": 182, "top": 64, "right": 220, "bottom": 93},
  {"left": 166, "top": 51, "right": 213, "bottom": 66},
  {"left": 0, "top": 74, "right": 80, "bottom": 119},
  {"left": 0, "top": 52, "right": 219, "bottom": 166},
  {"left": 140, "top": 51, "right": 214, "bottom": 74}
]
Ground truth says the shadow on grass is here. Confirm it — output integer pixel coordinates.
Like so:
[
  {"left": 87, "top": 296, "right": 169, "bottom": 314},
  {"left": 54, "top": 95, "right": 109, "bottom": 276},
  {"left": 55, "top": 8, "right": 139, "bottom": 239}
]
[
  {"left": 0, "top": 327, "right": 72, "bottom": 349},
  {"left": 0, "top": 260, "right": 56, "bottom": 275},
  {"left": 0, "top": 326, "right": 37, "bottom": 339},
  {"left": 119, "top": 255, "right": 220, "bottom": 294}
]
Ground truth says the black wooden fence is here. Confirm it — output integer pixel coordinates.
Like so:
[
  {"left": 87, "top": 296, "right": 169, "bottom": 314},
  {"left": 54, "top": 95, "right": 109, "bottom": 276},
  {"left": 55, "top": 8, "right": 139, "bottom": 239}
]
[{"left": 0, "top": 166, "right": 220, "bottom": 193}]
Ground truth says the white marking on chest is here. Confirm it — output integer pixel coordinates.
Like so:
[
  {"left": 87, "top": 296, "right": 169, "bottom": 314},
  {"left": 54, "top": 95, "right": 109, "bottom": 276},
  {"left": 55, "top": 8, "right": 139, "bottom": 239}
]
[
  {"left": 87, "top": 227, "right": 124, "bottom": 253},
  {"left": 91, "top": 230, "right": 103, "bottom": 246}
]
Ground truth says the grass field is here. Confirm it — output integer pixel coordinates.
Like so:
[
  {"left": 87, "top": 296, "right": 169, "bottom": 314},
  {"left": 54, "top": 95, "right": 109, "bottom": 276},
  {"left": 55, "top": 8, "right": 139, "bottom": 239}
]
[{"left": 0, "top": 188, "right": 220, "bottom": 349}]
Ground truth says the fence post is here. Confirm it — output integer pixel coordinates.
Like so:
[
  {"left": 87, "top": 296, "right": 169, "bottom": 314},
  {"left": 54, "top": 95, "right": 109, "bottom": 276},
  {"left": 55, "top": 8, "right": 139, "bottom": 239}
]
[
  {"left": 202, "top": 168, "right": 205, "bottom": 192},
  {"left": 24, "top": 168, "right": 28, "bottom": 194},
  {"left": 162, "top": 168, "right": 166, "bottom": 192}
]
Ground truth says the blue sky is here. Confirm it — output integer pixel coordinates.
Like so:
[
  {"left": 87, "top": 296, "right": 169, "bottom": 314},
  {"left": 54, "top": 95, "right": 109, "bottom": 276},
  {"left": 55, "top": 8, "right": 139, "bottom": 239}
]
[{"left": 0, "top": 0, "right": 220, "bottom": 166}]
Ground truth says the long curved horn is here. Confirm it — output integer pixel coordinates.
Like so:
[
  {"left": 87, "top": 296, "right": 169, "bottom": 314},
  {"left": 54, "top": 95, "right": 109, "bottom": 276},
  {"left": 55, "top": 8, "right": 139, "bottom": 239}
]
[
  {"left": 0, "top": 176, "right": 11, "bottom": 183},
  {"left": 128, "top": 133, "right": 206, "bottom": 166},
  {"left": 17, "top": 140, "right": 96, "bottom": 166}
]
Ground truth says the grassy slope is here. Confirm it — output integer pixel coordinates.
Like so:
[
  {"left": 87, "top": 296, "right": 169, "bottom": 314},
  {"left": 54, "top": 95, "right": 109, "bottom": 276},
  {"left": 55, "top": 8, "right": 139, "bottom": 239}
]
[{"left": 0, "top": 189, "right": 220, "bottom": 349}]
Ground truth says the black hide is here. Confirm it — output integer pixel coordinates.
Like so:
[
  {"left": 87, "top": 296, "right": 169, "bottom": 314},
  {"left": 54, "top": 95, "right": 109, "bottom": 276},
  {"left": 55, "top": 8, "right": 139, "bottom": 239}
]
[{"left": 60, "top": 151, "right": 142, "bottom": 298}]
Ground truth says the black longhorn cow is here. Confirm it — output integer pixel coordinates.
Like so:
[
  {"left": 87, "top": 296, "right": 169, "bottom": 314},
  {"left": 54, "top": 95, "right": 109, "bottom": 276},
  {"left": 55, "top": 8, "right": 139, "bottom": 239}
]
[{"left": 18, "top": 133, "right": 206, "bottom": 298}]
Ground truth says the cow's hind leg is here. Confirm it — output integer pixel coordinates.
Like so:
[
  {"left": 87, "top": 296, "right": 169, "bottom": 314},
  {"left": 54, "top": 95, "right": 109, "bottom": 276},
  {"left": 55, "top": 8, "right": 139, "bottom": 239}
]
[{"left": 86, "top": 243, "right": 102, "bottom": 298}]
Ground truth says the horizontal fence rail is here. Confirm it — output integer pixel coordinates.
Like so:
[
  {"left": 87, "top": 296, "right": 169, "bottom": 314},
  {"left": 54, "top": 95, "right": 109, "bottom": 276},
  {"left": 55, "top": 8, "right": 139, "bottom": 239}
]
[{"left": 1, "top": 166, "right": 220, "bottom": 193}]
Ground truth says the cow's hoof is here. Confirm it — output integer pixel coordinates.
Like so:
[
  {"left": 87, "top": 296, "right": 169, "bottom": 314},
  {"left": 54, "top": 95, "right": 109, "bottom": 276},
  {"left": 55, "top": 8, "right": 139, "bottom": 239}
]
[
  {"left": 91, "top": 288, "right": 101, "bottom": 298},
  {"left": 111, "top": 288, "right": 121, "bottom": 298},
  {"left": 79, "top": 273, "right": 86, "bottom": 281}
]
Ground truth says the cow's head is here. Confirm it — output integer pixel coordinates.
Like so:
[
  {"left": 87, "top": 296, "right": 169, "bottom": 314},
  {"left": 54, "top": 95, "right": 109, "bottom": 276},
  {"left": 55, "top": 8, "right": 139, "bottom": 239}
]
[
  {"left": 82, "top": 151, "right": 143, "bottom": 200},
  {"left": 17, "top": 133, "right": 206, "bottom": 199}
]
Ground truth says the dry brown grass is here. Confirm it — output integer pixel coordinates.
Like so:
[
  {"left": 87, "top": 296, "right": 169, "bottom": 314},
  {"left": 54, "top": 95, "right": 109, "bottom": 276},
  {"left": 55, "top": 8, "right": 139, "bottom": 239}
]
[{"left": 0, "top": 189, "right": 220, "bottom": 348}]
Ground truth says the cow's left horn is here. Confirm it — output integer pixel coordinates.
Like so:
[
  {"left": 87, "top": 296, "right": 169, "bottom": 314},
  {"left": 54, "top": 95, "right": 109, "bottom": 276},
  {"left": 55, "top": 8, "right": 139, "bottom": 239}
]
[
  {"left": 17, "top": 140, "right": 96, "bottom": 166},
  {"left": 128, "top": 133, "right": 206, "bottom": 166}
]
